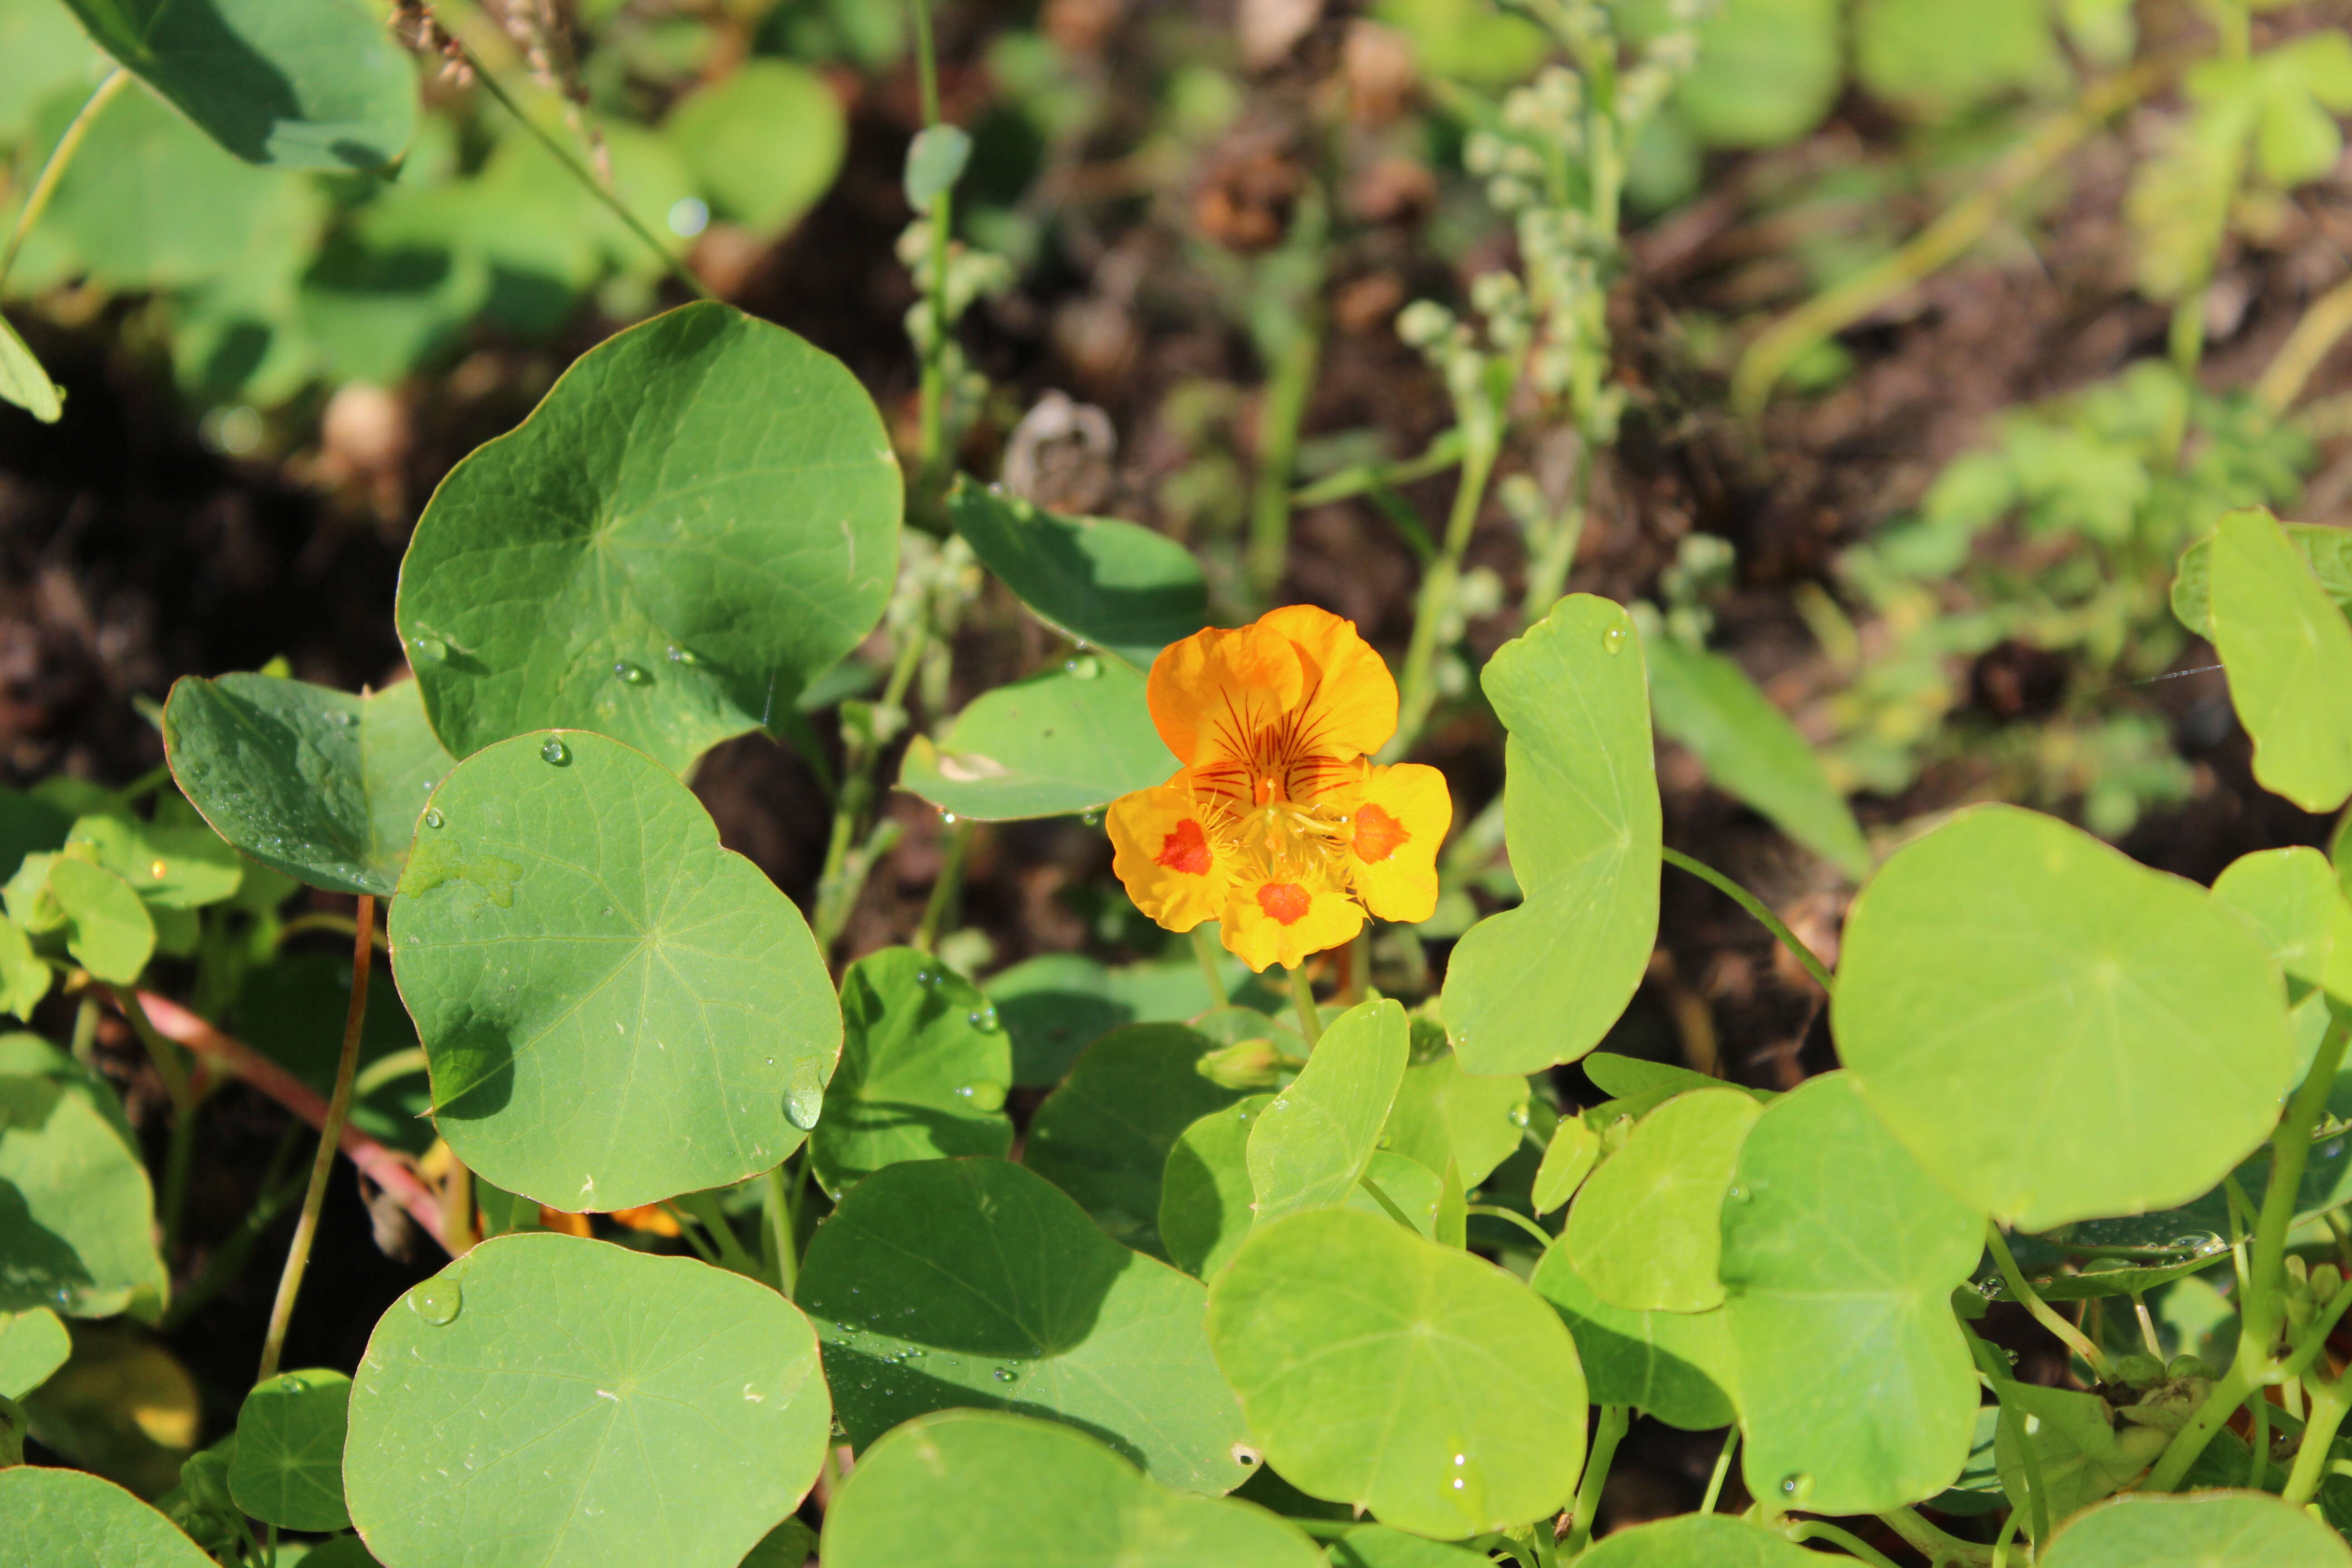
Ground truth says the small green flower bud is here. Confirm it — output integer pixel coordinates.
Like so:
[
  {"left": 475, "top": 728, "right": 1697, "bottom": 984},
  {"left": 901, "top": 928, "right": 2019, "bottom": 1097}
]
[
  {"left": 2166, "top": 1353, "right": 2218, "bottom": 1382},
  {"left": 2110, "top": 1352, "right": 2165, "bottom": 1390}
]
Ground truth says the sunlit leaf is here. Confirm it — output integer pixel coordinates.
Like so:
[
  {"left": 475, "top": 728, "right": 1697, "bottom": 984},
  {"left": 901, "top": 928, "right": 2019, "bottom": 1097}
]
[
  {"left": 797, "top": 1157, "right": 1250, "bottom": 1493},
  {"left": 1565, "top": 1088, "right": 1761, "bottom": 1313},
  {"left": 1248, "top": 1000, "right": 1407, "bottom": 1224},
  {"left": 0, "top": 1034, "right": 166, "bottom": 1318},
  {"left": 898, "top": 658, "right": 1170, "bottom": 821},
  {"left": 1835, "top": 805, "right": 2294, "bottom": 1230},
  {"left": 2041, "top": 1490, "right": 2352, "bottom": 1567},
  {"left": 2171, "top": 519, "right": 2352, "bottom": 638},
  {"left": 813, "top": 948, "right": 1012, "bottom": 1193},
  {"left": 227, "top": 1368, "right": 350, "bottom": 1532},
  {"left": 1573, "top": 1513, "right": 1825, "bottom": 1568},
  {"left": 2207, "top": 509, "right": 2352, "bottom": 813},
  {"left": 0, "top": 313, "right": 60, "bottom": 423},
  {"left": 0, "top": 1306, "right": 70, "bottom": 1399},
  {"left": 347, "top": 1234, "right": 830, "bottom": 1568},
  {"left": 1529, "top": 1239, "right": 1737, "bottom": 1431},
  {"left": 665, "top": 60, "right": 845, "bottom": 234},
  {"left": 948, "top": 482, "right": 1210, "bottom": 672},
  {"left": 0, "top": 1465, "right": 212, "bottom": 1568}
]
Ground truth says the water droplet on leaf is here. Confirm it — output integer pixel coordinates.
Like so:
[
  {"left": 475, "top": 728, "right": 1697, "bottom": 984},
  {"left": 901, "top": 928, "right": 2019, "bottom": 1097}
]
[
  {"left": 409, "top": 1279, "right": 462, "bottom": 1325},
  {"left": 614, "top": 661, "right": 652, "bottom": 686},
  {"left": 422, "top": 808, "right": 445, "bottom": 829},
  {"left": 411, "top": 636, "right": 448, "bottom": 664},
  {"left": 539, "top": 738, "right": 571, "bottom": 766},
  {"left": 1602, "top": 623, "right": 1628, "bottom": 654},
  {"left": 785, "top": 1073, "right": 825, "bottom": 1130},
  {"left": 1779, "top": 1473, "right": 1813, "bottom": 1501},
  {"left": 993, "top": 1367, "right": 1017, "bottom": 1382}
]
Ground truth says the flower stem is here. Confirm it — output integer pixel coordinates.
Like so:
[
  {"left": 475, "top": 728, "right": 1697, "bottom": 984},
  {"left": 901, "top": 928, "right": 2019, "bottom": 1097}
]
[
  {"left": 1247, "top": 318, "right": 1324, "bottom": 607},
  {"left": 1986, "top": 1221, "right": 2112, "bottom": 1381},
  {"left": 1700, "top": 1426, "right": 1740, "bottom": 1514},
  {"left": 0, "top": 68, "right": 127, "bottom": 296},
  {"left": 1190, "top": 926, "right": 1228, "bottom": 1009},
  {"left": 1659, "top": 848, "right": 1833, "bottom": 993},
  {"left": 765, "top": 1158, "right": 799, "bottom": 1296},
  {"left": 257, "top": 895, "right": 374, "bottom": 1384},
  {"left": 908, "top": 0, "right": 954, "bottom": 525},
  {"left": 912, "top": 818, "right": 974, "bottom": 954},
  {"left": 2284, "top": 1370, "right": 2352, "bottom": 1504},
  {"left": 1563, "top": 1404, "right": 1628, "bottom": 1556},
  {"left": 1787, "top": 1522, "right": 1901, "bottom": 1568},
  {"left": 1288, "top": 963, "right": 1322, "bottom": 1046}
]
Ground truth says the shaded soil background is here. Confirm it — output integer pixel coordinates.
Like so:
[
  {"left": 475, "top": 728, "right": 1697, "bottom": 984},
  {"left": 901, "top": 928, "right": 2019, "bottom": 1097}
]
[{"left": 5, "top": 0, "right": 2352, "bottom": 1553}]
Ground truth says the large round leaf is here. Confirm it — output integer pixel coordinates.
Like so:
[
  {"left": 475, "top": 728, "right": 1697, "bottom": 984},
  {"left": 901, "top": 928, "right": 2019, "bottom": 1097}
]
[
  {"left": 813, "top": 947, "right": 1012, "bottom": 1193},
  {"left": 1205, "top": 1207, "right": 1587, "bottom": 1539},
  {"left": 1574, "top": 1512, "right": 1824, "bottom": 1568},
  {"left": 228, "top": 1367, "right": 351, "bottom": 1531},
  {"left": 347, "top": 1233, "right": 829, "bottom": 1568},
  {"left": 1565, "top": 1087, "right": 1760, "bottom": 1313},
  {"left": 947, "top": 482, "right": 1210, "bottom": 672},
  {"left": 1834, "top": 804, "right": 2294, "bottom": 1230},
  {"left": 2042, "top": 1490, "right": 2351, "bottom": 1568},
  {"left": 389, "top": 730, "right": 839, "bottom": 1212},
  {"left": 164, "top": 674, "right": 452, "bottom": 897},
  {"left": 1024, "top": 1022, "right": 1249, "bottom": 1257},
  {"left": 1443, "top": 596, "right": 1660, "bottom": 1075},
  {"left": 1247, "top": 999, "right": 1408, "bottom": 1224},
  {"left": 797, "top": 1157, "right": 1250, "bottom": 1493},
  {"left": 1528, "top": 1240, "right": 1737, "bottom": 1432},
  {"left": 898, "top": 659, "right": 1171, "bottom": 821},
  {"left": 1164, "top": 1101, "right": 1441, "bottom": 1279},
  {"left": 1719, "top": 1073, "right": 1981, "bottom": 1517},
  {"left": 2209, "top": 508, "right": 2352, "bottom": 813},
  {"left": 1378, "top": 1049, "right": 1533, "bottom": 1190},
  {"left": 820, "top": 1409, "right": 1323, "bottom": 1568},
  {"left": 395, "top": 301, "right": 900, "bottom": 774},
  {"left": 664, "top": 60, "right": 845, "bottom": 234},
  {"left": 0, "top": 1034, "right": 166, "bottom": 1318},
  {"left": 0, "top": 1465, "right": 212, "bottom": 1568},
  {"left": 63, "top": 0, "right": 414, "bottom": 169}
]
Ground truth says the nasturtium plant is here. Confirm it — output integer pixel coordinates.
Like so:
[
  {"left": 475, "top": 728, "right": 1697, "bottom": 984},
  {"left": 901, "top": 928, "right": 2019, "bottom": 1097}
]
[
  {"left": 947, "top": 480, "right": 1211, "bottom": 671},
  {"left": 2040, "top": 1490, "right": 2352, "bottom": 1567},
  {"left": 348, "top": 1234, "right": 830, "bottom": 1568},
  {"left": 0, "top": 1034, "right": 167, "bottom": 1318},
  {"left": 898, "top": 658, "right": 1170, "bottom": 821},
  {"left": 163, "top": 674, "right": 451, "bottom": 897},
  {"left": 812, "top": 947, "right": 1012, "bottom": 1191},
  {"left": 1529, "top": 1240, "right": 1738, "bottom": 1432},
  {"left": 1836, "top": 804, "right": 2295, "bottom": 1230},
  {"left": 1564, "top": 1086, "right": 1761, "bottom": 1314},
  {"left": 225, "top": 1369, "right": 350, "bottom": 1532},
  {"left": 0, "top": 1306, "right": 70, "bottom": 1398},
  {"left": 396, "top": 302, "right": 901, "bottom": 773},
  {"left": 796, "top": 1156, "right": 1250, "bottom": 1493},
  {"left": 2206, "top": 508, "right": 2352, "bottom": 813},
  {"left": 1246, "top": 998, "right": 1408, "bottom": 1223},
  {"left": 390, "top": 728, "right": 839, "bottom": 1212},
  {"left": 1443, "top": 595, "right": 1660, "bottom": 1075},
  {"left": 0, "top": 1465, "right": 215, "bottom": 1568}
]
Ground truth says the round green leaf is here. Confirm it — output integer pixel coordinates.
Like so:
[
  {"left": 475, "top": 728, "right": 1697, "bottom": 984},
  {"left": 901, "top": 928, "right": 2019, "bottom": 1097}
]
[
  {"left": 348, "top": 1233, "right": 829, "bottom": 1568},
  {"left": 820, "top": 1409, "right": 1323, "bottom": 1568},
  {"left": 1248, "top": 1000, "right": 1408, "bottom": 1224},
  {"left": 63, "top": 0, "right": 415, "bottom": 169},
  {"left": 1206, "top": 1207, "right": 1587, "bottom": 1539},
  {"left": 1444, "top": 595, "right": 1660, "bottom": 1075},
  {"left": 813, "top": 947, "right": 1012, "bottom": 1193},
  {"left": 1529, "top": 1239, "right": 1737, "bottom": 1431},
  {"left": 0, "top": 1306, "right": 70, "bottom": 1398},
  {"left": 1326, "top": 1525, "right": 1492, "bottom": 1568},
  {"left": 1719, "top": 1073, "right": 1981, "bottom": 1516},
  {"left": 1378, "top": 1050, "right": 1532, "bottom": 1191},
  {"left": 229, "top": 1367, "right": 351, "bottom": 1532},
  {"left": 1162, "top": 1095, "right": 1274, "bottom": 1278},
  {"left": 64, "top": 811, "right": 241, "bottom": 911},
  {"left": 2173, "top": 519, "right": 2352, "bottom": 639},
  {"left": 797, "top": 1157, "right": 1250, "bottom": 1493},
  {"left": 1835, "top": 804, "right": 2295, "bottom": 1230},
  {"left": 0, "top": 916, "right": 51, "bottom": 1021},
  {"left": 898, "top": 658, "right": 1170, "bottom": 821},
  {"left": 947, "top": 482, "right": 1210, "bottom": 672},
  {"left": 1574, "top": 1512, "right": 1825, "bottom": 1568},
  {"left": 1566, "top": 1087, "right": 1760, "bottom": 1313},
  {"left": 1643, "top": 634, "right": 1870, "bottom": 881},
  {"left": 665, "top": 60, "right": 845, "bottom": 234},
  {"left": 395, "top": 301, "right": 899, "bottom": 774},
  {"left": 2213, "top": 847, "right": 2340, "bottom": 991},
  {"left": 2042, "top": 1490, "right": 2352, "bottom": 1568},
  {"left": 389, "top": 730, "right": 839, "bottom": 1212},
  {"left": 0, "top": 1033, "right": 166, "bottom": 1318},
  {"left": 2209, "top": 508, "right": 2352, "bottom": 813},
  {"left": 47, "top": 857, "right": 155, "bottom": 983},
  {"left": 0, "top": 1465, "right": 213, "bottom": 1568},
  {"left": 1024, "top": 1022, "right": 1249, "bottom": 1256},
  {"left": 164, "top": 674, "right": 454, "bottom": 897}
]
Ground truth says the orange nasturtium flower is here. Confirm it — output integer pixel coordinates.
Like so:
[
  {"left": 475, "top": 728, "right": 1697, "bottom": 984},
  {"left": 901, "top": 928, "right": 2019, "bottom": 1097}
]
[{"left": 1107, "top": 605, "right": 1452, "bottom": 971}]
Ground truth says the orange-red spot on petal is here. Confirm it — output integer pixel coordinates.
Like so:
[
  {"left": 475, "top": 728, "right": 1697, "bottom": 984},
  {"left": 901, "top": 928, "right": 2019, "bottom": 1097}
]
[
  {"left": 1354, "top": 803, "right": 1410, "bottom": 864},
  {"left": 1156, "top": 817, "right": 1214, "bottom": 875},
  {"left": 1257, "top": 882, "right": 1312, "bottom": 925}
]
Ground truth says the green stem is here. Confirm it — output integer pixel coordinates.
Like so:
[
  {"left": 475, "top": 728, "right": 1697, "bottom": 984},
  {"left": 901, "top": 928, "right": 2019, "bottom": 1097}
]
[
  {"left": 2251, "top": 1019, "right": 2349, "bottom": 1353},
  {"left": 1190, "top": 926, "right": 1229, "bottom": 1009},
  {"left": 1875, "top": 1509, "right": 1994, "bottom": 1568},
  {"left": 1989, "top": 1507, "right": 2023, "bottom": 1568},
  {"left": 1659, "top": 848, "right": 1834, "bottom": 993},
  {"left": 676, "top": 1190, "right": 762, "bottom": 1278},
  {"left": 1288, "top": 963, "right": 1322, "bottom": 1046},
  {"left": 1563, "top": 1405, "right": 1629, "bottom": 1556},
  {"left": 1787, "top": 1523, "right": 1901, "bottom": 1568},
  {"left": 765, "top": 1158, "right": 799, "bottom": 1296},
  {"left": 257, "top": 895, "right": 375, "bottom": 1383},
  {"left": 1357, "top": 1172, "right": 1418, "bottom": 1232},
  {"left": 815, "top": 619, "right": 931, "bottom": 951},
  {"left": 908, "top": 0, "right": 953, "bottom": 524},
  {"left": 2285, "top": 1372, "right": 2351, "bottom": 1504},
  {"left": 1387, "top": 431, "right": 1499, "bottom": 758},
  {"left": 68, "top": 992, "right": 98, "bottom": 1063},
  {"left": 1247, "top": 319, "right": 1324, "bottom": 606},
  {"left": 459, "top": 44, "right": 708, "bottom": 302},
  {"left": 912, "top": 818, "right": 974, "bottom": 953},
  {"left": 1700, "top": 1427, "right": 1739, "bottom": 1514},
  {"left": 1986, "top": 1222, "right": 2112, "bottom": 1380},
  {"left": 1466, "top": 1205, "right": 1554, "bottom": 1250},
  {"left": 108, "top": 984, "right": 201, "bottom": 1251},
  {"left": 2246, "top": 1392, "right": 2269, "bottom": 1488},
  {"left": 0, "top": 68, "right": 127, "bottom": 296}
]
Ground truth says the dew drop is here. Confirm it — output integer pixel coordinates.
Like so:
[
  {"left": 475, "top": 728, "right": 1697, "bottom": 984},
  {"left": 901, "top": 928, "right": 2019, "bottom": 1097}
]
[
  {"left": 327, "top": 710, "right": 356, "bottom": 727},
  {"left": 666, "top": 645, "right": 705, "bottom": 666},
  {"left": 1726, "top": 1184, "right": 1749, "bottom": 1202},
  {"left": 409, "top": 1279, "right": 462, "bottom": 1326},
  {"left": 422, "top": 808, "right": 445, "bottom": 830},
  {"left": 1602, "top": 623, "right": 1628, "bottom": 654},
  {"left": 1064, "top": 655, "right": 1100, "bottom": 681},
  {"left": 614, "top": 661, "right": 652, "bottom": 686},
  {"left": 940, "top": 811, "right": 958, "bottom": 826},
  {"left": 956, "top": 1082, "right": 1007, "bottom": 1112},
  {"left": 992, "top": 1367, "right": 1017, "bottom": 1383},
  {"left": 411, "top": 636, "right": 449, "bottom": 664},
  {"left": 1507, "top": 1104, "right": 1531, "bottom": 1128},
  {"left": 539, "top": 738, "right": 571, "bottom": 766},
  {"left": 785, "top": 1072, "right": 826, "bottom": 1131},
  {"left": 1081, "top": 810, "right": 1102, "bottom": 828},
  {"left": 1778, "top": 1472, "right": 1813, "bottom": 1502},
  {"left": 1451, "top": 1478, "right": 1465, "bottom": 1490}
]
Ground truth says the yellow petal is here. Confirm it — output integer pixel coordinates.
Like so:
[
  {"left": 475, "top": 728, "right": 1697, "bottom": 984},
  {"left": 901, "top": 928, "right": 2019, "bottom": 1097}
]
[
  {"left": 1107, "top": 778, "right": 1233, "bottom": 931},
  {"left": 1348, "top": 762, "right": 1450, "bottom": 923},
  {"left": 608, "top": 1203, "right": 683, "bottom": 1237},
  {"left": 1261, "top": 603, "right": 1397, "bottom": 761},
  {"left": 1219, "top": 872, "right": 1363, "bottom": 972},
  {"left": 1146, "top": 621, "right": 1303, "bottom": 772}
]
